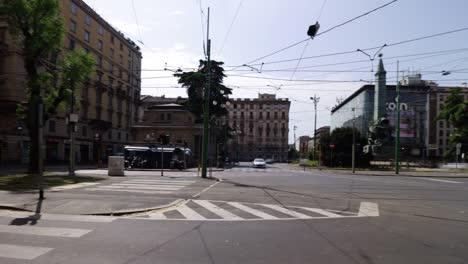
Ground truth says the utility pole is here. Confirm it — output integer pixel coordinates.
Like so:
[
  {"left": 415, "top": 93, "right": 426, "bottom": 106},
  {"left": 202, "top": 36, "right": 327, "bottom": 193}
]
[
  {"left": 352, "top": 108, "right": 356, "bottom": 173},
  {"left": 311, "top": 95, "right": 320, "bottom": 160},
  {"left": 395, "top": 60, "right": 401, "bottom": 175},
  {"left": 201, "top": 7, "right": 211, "bottom": 178}
]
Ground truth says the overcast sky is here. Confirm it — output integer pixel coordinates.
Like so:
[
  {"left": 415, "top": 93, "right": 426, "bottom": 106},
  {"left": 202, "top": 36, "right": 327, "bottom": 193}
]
[{"left": 86, "top": 0, "right": 468, "bottom": 142}]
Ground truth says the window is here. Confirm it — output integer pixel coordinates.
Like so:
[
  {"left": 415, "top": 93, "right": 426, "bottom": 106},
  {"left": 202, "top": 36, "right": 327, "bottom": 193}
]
[
  {"left": 82, "top": 125, "right": 88, "bottom": 137},
  {"left": 167, "top": 113, "right": 172, "bottom": 120},
  {"left": 160, "top": 113, "right": 165, "bottom": 121},
  {"left": 119, "top": 55, "right": 123, "bottom": 64},
  {"left": 267, "top": 112, "right": 270, "bottom": 118},
  {"left": 85, "top": 15, "right": 91, "bottom": 25},
  {"left": 259, "top": 104, "right": 263, "bottom": 109},
  {"left": 98, "top": 25, "right": 104, "bottom": 35},
  {"left": 250, "top": 112, "right": 253, "bottom": 119},
  {"left": 84, "top": 30, "right": 90, "bottom": 42},
  {"left": 233, "top": 104, "right": 237, "bottom": 109},
  {"left": 108, "top": 130, "right": 112, "bottom": 140},
  {"left": 117, "top": 132, "right": 121, "bottom": 140},
  {"left": 68, "top": 38, "right": 75, "bottom": 50},
  {"left": 259, "top": 112, "right": 263, "bottom": 119},
  {"left": 96, "top": 107, "right": 102, "bottom": 120},
  {"left": 96, "top": 72, "right": 103, "bottom": 82},
  {"left": 110, "top": 48, "right": 114, "bottom": 58},
  {"left": 108, "top": 110, "right": 113, "bottom": 123},
  {"left": 96, "top": 91, "right": 102, "bottom": 104},
  {"left": 111, "top": 36, "right": 115, "bottom": 44},
  {"left": 49, "top": 120, "right": 56, "bottom": 133},
  {"left": 71, "top": 2, "right": 77, "bottom": 14},
  {"left": 128, "top": 61, "right": 131, "bottom": 70},
  {"left": 120, "top": 42, "right": 123, "bottom": 51},
  {"left": 282, "top": 112, "right": 286, "bottom": 119},
  {"left": 97, "top": 55, "right": 102, "bottom": 66},
  {"left": 109, "top": 63, "right": 114, "bottom": 74},
  {"left": 274, "top": 112, "right": 278, "bottom": 119},
  {"left": 128, "top": 49, "right": 131, "bottom": 57},
  {"left": 84, "top": 48, "right": 90, "bottom": 54},
  {"left": 98, "top": 40, "right": 103, "bottom": 51},
  {"left": 70, "top": 20, "right": 76, "bottom": 32},
  {"left": 250, "top": 104, "right": 254, "bottom": 109},
  {"left": 119, "top": 69, "right": 122, "bottom": 78}
]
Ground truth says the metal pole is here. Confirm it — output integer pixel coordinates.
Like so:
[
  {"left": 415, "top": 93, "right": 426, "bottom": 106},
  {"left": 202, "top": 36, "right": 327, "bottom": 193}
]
[
  {"left": 161, "top": 144, "right": 164, "bottom": 176},
  {"left": 352, "top": 108, "right": 356, "bottom": 173},
  {"left": 395, "top": 60, "right": 401, "bottom": 175},
  {"left": 311, "top": 95, "right": 320, "bottom": 160},
  {"left": 38, "top": 92, "right": 45, "bottom": 200},
  {"left": 201, "top": 7, "right": 211, "bottom": 178}
]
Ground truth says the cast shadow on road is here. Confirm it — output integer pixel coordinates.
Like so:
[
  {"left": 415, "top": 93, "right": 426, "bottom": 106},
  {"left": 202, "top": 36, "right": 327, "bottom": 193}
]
[{"left": 9, "top": 197, "right": 43, "bottom": 226}]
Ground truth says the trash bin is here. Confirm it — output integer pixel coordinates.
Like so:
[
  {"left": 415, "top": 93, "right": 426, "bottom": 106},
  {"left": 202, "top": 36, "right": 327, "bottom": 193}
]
[{"left": 108, "top": 156, "right": 125, "bottom": 176}]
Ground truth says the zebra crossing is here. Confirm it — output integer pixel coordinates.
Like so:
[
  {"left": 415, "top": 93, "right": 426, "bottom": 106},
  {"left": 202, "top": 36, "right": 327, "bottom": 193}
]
[
  {"left": 0, "top": 210, "right": 115, "bottom": 261},
  {"left": 84, "top": 178, "right": 196, "bottom": 194},
  {"left": 226, "top": 167, "right": 276, "bottom": 173},
  {"left": 133, "top": 200, "right": 379, "bottom": 221}
]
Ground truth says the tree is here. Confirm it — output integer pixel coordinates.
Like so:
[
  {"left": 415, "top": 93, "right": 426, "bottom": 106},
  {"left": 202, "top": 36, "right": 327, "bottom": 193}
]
[
  {"left": 1, "top": 0, "right": 95, "bottom": 172},
  {"left": 438, "top": 89, "right": 468, "bottom": 159},
  {"left": 174, "top": 60, "right": 232, "bottom": 122},
  {"left": 319, "top": 127, "right": 371, "bottom": 167}
]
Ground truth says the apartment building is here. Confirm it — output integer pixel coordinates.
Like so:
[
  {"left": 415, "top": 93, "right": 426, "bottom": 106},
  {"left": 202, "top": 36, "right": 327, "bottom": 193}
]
[
  {"left": 0, "top": 0, "right": 142, "bottom": 164},
  {"left": 227, "top": 94, "right": 290, "bottom": 162}
]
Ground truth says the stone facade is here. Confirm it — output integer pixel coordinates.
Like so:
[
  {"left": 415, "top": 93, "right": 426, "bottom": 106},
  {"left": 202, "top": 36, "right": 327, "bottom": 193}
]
[
  {"left": 133, "top": 96, "right": 203, "bottom": 161},
  {"left": 0, "top": 0, "right": 142, "bottom": 164},
  {"left": 227, "top": 94, "right": 290, "bottom": 162}
]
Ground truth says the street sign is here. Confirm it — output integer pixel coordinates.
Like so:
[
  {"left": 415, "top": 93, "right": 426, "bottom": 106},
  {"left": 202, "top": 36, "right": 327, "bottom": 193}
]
[{"left": 456, "top": 143, "right": 462, "bottom": 155}]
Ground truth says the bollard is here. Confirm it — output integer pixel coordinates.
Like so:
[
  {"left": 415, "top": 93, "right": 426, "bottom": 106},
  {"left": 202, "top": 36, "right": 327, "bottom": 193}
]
[{"left": 108, "top": 156, "right": 125, "bottom": 176}]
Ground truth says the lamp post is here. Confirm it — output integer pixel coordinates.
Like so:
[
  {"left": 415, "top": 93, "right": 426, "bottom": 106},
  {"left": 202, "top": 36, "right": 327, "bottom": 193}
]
[
  {"left": 395, "top": 61, "right": 401, "bottom": 175},
  {"left": 310, "top": 95, "right": 320, "bottom": 160}
]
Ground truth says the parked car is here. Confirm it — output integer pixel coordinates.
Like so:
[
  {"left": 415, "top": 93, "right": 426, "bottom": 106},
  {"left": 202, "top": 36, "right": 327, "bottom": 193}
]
[
  {"left": 252, "top": 158, "right": 266, "bottom": 168},
  {"left": 265, "top": 159, "right": 274, "bottom": 164}
]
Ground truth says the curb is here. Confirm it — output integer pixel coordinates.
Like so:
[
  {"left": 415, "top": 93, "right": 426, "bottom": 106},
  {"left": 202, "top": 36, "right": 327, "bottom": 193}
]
[
  {"left": 0, "top": 204, "right": 33, "bottom": 212},
  {"left": 89, "top": 199, "right": 185, "bottom": 216}
]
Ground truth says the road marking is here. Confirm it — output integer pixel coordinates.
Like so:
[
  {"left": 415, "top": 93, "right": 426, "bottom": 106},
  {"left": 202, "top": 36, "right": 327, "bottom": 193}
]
[
  {"left": 0, "top": 225, "right": 91, "bottom": 238},
  {"left": 121, "top": 179, "right": 195, "bottom": 184},
  {"left": 177, "top": 204, "right": 205, "bottom": 220},
  {"left": 107, "top": 184, "right": 181, "bottom": 190},
  {"left": 260, "top": 204, "right": 311, "bottom": 219},
  {"left": 148, "top": 212, "right": 167, "bottom": 219},
  {"left": 85, "top": 188, "right": 173, "bottom": 194},
  {"left": 299, "top": 207, "right": 342, "bottom": 217},
  {"left": 192, "top": 180, "right": 220, "bottom": 198},
  {"left": 0, "top": 210, "right": 115, "bottom": 223},
  {"left": 136, "top": 200, "right": 379, "bottom": 221},
  {"left": 358, "top": 202, "right": 380, "bottom": 217},
  {"left": 193, "top": 200, "right": 242, "bottom": 220},
  {"left": 419, "top": 178, "right": 464, "bottom": 184},
  {"left": 0, "top": 244, "right": 53, "bottom": 260},
  {"left": 227, "top": 202, "right": 278, "bottom": 219},
  {"left": 50, "top": 182, "right": 100, "bottom": 191},
  {"left": 121, "top": 181, "right": 193, "bottom": 186}
]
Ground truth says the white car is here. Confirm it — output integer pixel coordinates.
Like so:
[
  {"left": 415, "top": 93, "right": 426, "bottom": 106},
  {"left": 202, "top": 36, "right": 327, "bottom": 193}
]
[{"left": 252, "top": 158, "right": 266, "bottom": 168}]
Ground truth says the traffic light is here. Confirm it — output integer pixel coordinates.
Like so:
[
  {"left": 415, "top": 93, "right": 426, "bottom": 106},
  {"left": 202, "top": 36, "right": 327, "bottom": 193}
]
[{"left": 159, "top": 134, "right": 170, "bottom": 145}]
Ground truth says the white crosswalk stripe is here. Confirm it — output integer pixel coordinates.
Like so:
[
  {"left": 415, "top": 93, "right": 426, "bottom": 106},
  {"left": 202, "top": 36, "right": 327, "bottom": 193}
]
[
  {"left": 85, "top": 178, "right": 195, "bottom": 194},
  {"left": 136, "top": 200, "right": 376, "bottom": 222},
  {"left": 0, "top": 210, "right": 113, "bottom": 261}
]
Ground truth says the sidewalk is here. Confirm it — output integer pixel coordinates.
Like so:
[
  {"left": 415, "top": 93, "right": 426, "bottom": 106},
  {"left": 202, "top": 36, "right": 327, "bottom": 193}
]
[
  {"left": 0, "top": 169, "right": 205, "bottom": 215},
  {"left": 280, "top": 164, "right": 468, "bottom": 178}
]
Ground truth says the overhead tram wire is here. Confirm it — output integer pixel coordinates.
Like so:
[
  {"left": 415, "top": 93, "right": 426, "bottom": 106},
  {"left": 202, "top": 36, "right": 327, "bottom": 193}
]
[
  {"left": 218, "top": 0, "right": 244, "bottom": 56},
  {"left": 227, "top": 0, "right": 399, "bottom": 71},
  {"left": 232, "top": 26, "right": 468, "bottom": 68},
  {"left": 131, "top": 0, "right": 144, "bottom": 45},
  {"left": 198, "top": 0, "right": 207, "bottom": 57}
]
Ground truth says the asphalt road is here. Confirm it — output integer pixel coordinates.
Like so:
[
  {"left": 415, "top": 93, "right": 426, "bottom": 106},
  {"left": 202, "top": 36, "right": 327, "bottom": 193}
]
[{"left": 1, "top": 163, "right": 468, "bottom": 264}]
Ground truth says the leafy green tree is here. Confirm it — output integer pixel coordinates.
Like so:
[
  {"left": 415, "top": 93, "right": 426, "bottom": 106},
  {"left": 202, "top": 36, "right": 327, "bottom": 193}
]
[
  {"left": 174, "top": 60, "right": 232, "bottom": 122},
  {"left": 1, "top": 0, "right": 95, "bottom": 172},
  {"left": 319, "top": 127, "right": 371, "bottom": 167},
  {"left": 438, "top": 89, "right": 468, "bottom": 158}
]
